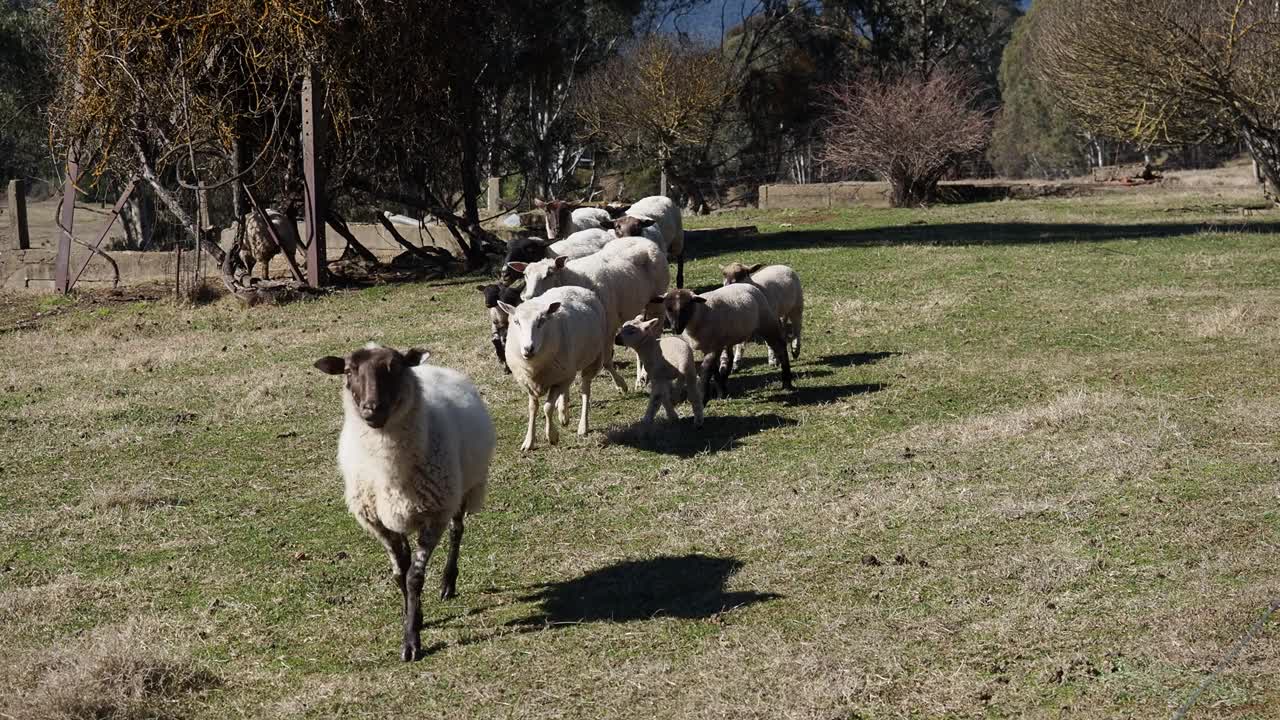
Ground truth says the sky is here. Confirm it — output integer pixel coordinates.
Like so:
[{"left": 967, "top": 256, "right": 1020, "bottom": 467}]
[{"left": 661, "top": 0, "right": 1033, "bottom": 40}]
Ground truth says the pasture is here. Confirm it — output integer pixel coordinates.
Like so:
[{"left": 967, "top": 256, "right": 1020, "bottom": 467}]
[{"left": 2, "top": 190, "right": 1279, "bottom": 718}]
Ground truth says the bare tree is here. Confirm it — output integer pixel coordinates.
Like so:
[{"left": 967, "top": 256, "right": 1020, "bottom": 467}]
[
  {"left": 1036, "top": 0, "right": 1280, "bottom": 198},
  {"left": 576, "top": 35, "right": 736, "bottom": 199},
  {"left": 820, "top": 70, "right": 992, "bottom": 206}
]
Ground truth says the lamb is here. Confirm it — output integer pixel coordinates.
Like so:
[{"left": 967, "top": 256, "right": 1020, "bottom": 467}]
[
  {"left": 720, "top": 262, "right": 804, "bottom": 365},
  {"left": 476, "top": 283, "right": 523, "bottom": 372},
  {"left": 611, "top": 195, "right": 685, "bottom": 288},
  {"left": 614, "top": 314, "right": 703, "bottom": 429},
  {"left": 239, "top": 207, "right": 299, "bottom": 280},
  {"left": 652, "top": 285, "right": 794, "bottom": 402},
  {"left": 499, "top": 286, "right": 613, "bottom": 450},
  {"left": 500, "top": 229, "right": 614, "bottom": 283},
  {"left": 534, "top": 199, "right": 628, "bottom": 239},
  {"left": 313, "top": 343, "right": 495, "bottom": 662},
  {"left": 511, "top": 236, "right": 670, "bottom": 391}
]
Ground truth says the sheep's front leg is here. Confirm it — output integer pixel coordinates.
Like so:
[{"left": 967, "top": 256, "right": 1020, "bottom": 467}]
[
  {"left": 262, "top": 257, "right": 272, "bottom": 280},
  {"left": 544, "top": 388, "right": 562, "bottom": 446},
  {"left": 688, "top": 377, "right": 704, "bottom": 428},
  {"left": 364, "top": 520, "right": 411, "bottom": 616},
  {"left": 402, "top": 520, "right": 447, "bottom": 662},
  {"left": 439, "top": 511, "right": 465, "bottom": 600},
  {"left": 634, "top": 350, "right": 649, "bottom": 391},
  {"left": 491, "top": 335, "right": 508, "bottom": 372},
  {"left": 642, "top": 390, "right": 662, "bottom": 426},
  {"left": 521, "top": 394, "right": 538, "bottom": 452},
  {"left": 699, "top": 352, "right": 720, "bottom": 404},
  {"left": 661, "top": 389, "right": 680, "bottom": 422}
]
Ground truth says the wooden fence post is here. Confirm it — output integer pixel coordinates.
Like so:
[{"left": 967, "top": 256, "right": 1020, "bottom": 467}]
[{"left": 7, "top": 180, "right": 29, "bottom": 250}]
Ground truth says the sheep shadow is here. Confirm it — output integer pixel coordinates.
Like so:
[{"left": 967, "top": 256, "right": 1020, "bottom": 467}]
[
  {"left": 814, "top": 351, "right": 899, "bottom": 367},
  {"left": 767, "top": 382, "right": 887, "bottom": 406},
  {"left": 508, "top": 554, "right": 781, "bottom": 627},
  {"left": 606, "top": 412, "right": 798, "bottom": 457},
  {"left": 722, "top": 366, "right": 832, "bottom": 396}
]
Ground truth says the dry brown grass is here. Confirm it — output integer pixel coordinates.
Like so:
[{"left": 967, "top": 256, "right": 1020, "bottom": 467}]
[{"left": 0, "top": 618, "right": 219, "bottom": 720}]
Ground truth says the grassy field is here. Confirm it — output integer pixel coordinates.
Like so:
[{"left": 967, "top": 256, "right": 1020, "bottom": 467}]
[{"left": 2, "top": 189, "right": 1278, "bottom": 718}]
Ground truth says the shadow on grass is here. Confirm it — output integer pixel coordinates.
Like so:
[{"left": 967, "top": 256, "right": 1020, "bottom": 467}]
[
  {"left": 814, "top": 351, "right": 899, "bottom": 367},
  {"left": 508, "top": 554, "right": 781, "bottom": 627},
  {"left": 606, "top": 412, "right": 798, "bottom": 457},
  {"left": 766, "top": 382, "right": 887, "bottom": 407},
  {"left": 687, "top": 221, "right": 1280, "bottom": 259}
]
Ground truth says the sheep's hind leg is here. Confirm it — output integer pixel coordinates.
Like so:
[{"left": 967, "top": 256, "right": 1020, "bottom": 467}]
[
  {"left": 439, "top": 511, "right": 465, "bottom": 600},
  {"left": 403, "top": 520, "right": 447, "bottom": 662},
  {"left": 577, "top": 374, "right": 595, "bottom": 435},
  {"left": 716, "top": 348, "right": 734, "bottom": 399}
]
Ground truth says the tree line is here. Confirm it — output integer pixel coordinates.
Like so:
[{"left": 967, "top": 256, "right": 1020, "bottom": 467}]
[{"left": 0, "top": 0, "right": 1275, "bottom": 259}]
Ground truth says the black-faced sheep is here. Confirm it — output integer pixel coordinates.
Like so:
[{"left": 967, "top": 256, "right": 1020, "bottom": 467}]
[{"left": 313, "top": 344, "right": 495, "bottom": 662}]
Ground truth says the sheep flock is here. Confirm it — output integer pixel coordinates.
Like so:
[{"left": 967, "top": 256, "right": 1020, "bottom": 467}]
[{"left": 314, "top": 195, "right": 803, "bottom": 660}]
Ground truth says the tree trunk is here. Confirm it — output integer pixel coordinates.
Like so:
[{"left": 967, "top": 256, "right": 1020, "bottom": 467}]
[
  {"left": 1241, "top": 123, "right": 1280, "bottom": 203},
  {"left": 459, "top": 96, "right": 487, "bottom": 268}
]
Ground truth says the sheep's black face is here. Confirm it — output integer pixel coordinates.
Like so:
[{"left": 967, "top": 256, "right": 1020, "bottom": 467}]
[
  {"left": 655, "top": 290, "right": 705, "bottom": 335},
  {"left": 721, "top": 260, "right": 757, "bottom": 285},
  {"left": 612, "top": 216, "right": 655, "bottom": 238},
  {"left": 535, "top": 199, "right": 574, "bottom": 240},
  {"left": 503, "top": 238, "right": 551, "bottom": 283},
  {"left": 314, "top": 346, "right": 427, "bottom": 429}
]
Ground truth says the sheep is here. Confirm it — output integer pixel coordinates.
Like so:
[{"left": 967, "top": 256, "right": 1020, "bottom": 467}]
[
  {"left": 313, "top": 343, "right": 495, "bottom": 662},
  {"left": 614, "top": 314, "right": 703, "bottom": 429},
  {"left": 720, "top": 262, "right": 804, "bottom": 366},
  {"left": 499, "top": 286, "right": 614, "bottom": 450},
  {"left": 476, "top": 283, "right": 523, "bottom": 373},
  {"left": 500, "top": 229, "right": 614, "bottom": 284},
  {"left": 239, "top": 207, "right": 299, "bottom": 280},
  {"left": 652, "top": 285, "right": 794, "bottom": 402},
  {"left": 533, "top": 199, "right": 617, "bottom": 239},
  {"left": 511, "top": 236, "right": 670, "bottom": 391},
  {"left": 612, "top": 195, "right": 685, "bottom": 288}
]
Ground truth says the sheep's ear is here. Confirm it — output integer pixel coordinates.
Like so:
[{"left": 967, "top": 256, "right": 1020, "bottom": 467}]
[
  {"left": 632, "top": 312, "right": 647, "bottom": 322},
  {"left": 691, "top": 296, "right": 707, "bottom": 304},
  {"left": 496, "top": 301, "right": 517, "bottom": 316},
  {"left": 748, "top": 263, "right": 765, "bottom": 274},
  {"left": 640, "top": 318, "right": 662, "bottom": 336},
  {"left": 314, "top": 356, "right": 345, "bottom": 375},
  {"left": 507, "top": 261, "right": 528, "bottom": 274},
  {"left": 476, "top": 284, "right": 489, "bottom": 292},
  {"left": 533, "top": 199, "right": 545, "bottom": 208},
  {"left": 403, "top": 348, "right": 430, "bottom": 366},
  {"left": 638, "top": 218, "right": 655, "bottom": 227},
  {"left": 545, "top": 301, "right": 562, "bottom": 315},
  {"left": 553, "top": 255, "right": 568, "bottom": 270},
  {"left": 649, "top": 295, "right": 665, "bottom": 304},
  {"left": 599, "top": 219, "right": 615, "bottom": 229}
]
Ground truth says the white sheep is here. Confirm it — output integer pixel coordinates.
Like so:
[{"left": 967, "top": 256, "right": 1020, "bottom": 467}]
[
  {"left": 510, "top": 236, "right": 669, "bottom": 392},
  {"left": 534, "top": 199, "right": 617, "bottom": 239},
  {"left": 653, "top": 285, "right": 795, "bottom": 401},
  {"left": 720, "top": 262, "right": 804, "bottom": 366},
  {"left": 313, "top": 343, "right": 495, "bottom": 662},
  {"left": 499, "top": 286, "right": 613, "bottom": 450},
  {"left": 549, "top": 228, "right": 616, "bottom": 259},
  {"left": 611, "top": 195, "right": 685, "bottom": 287},
  {"left": 614, "top": 314, "right": 703, "bottom": 429},
  {"left": 239, "top": 207, "right": 299, "bottom": 280}
]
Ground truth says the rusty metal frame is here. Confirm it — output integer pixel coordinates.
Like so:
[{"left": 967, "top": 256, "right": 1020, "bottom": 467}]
[
  {"left": 54, "top": 151, "right": 80, "bottom": 293},
  {"left": 241, "top": 181, "right": 306, "bottom": 284},
  {"left": 66, "top": 178, "right": 140, "bottom": 292}
]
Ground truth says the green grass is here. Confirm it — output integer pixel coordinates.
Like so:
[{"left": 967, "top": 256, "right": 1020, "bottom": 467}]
[{"left": 2, "top": 191, "right": 1279, "bottom": 718}]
